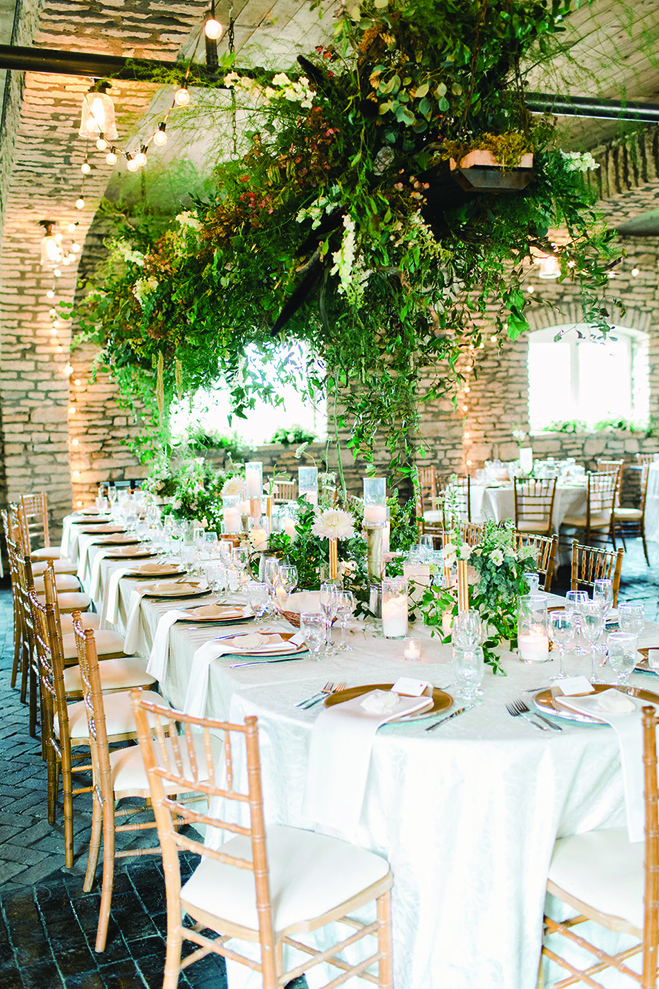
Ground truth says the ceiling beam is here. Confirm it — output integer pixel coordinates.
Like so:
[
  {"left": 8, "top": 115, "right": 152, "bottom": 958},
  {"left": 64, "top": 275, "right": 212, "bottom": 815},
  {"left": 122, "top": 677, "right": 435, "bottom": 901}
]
[{"left": 1, "top": 46, "right": 659, "bottom": 122}]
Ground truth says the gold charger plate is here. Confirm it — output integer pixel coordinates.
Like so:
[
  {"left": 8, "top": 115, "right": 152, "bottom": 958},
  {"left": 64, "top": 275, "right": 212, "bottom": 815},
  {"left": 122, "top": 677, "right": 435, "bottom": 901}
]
[
  {"left": 325, "top": 683, "right": 452, "bottom": 720},
  {"left": 73, "top": 516, "right": 113, "bottom": 525},
  {"left": 533, "top": 683, "right": 659, "bottom": 724},
  {"left": 142, "top": 581, "right": 210, "bottom": 598},
  {"left": 79, "top": 524, "right": 125, "bottom": 534},
  {"left": 219, "top": 631, "right": 307, "bottom": 656},
  {"left": 95, "top": 534, "right": 140, "bottom": 545},
  {"left": 104, "top": 547, "right": 154, "bottom": 559},
  {"left": 126, "top": 562, "right": 185, "bottom": 577},
  {"left": 184, "top": 603, "right": 252, "bottom": 622}
]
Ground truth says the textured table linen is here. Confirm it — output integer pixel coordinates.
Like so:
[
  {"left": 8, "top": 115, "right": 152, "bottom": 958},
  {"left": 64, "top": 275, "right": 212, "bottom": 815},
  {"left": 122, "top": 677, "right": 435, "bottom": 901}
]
[
  {"left": 102, "top": 565, "right": 659, "bottom": 989},
  {"left": 645, "top": 463, "right": 659, "bottom": 542}
]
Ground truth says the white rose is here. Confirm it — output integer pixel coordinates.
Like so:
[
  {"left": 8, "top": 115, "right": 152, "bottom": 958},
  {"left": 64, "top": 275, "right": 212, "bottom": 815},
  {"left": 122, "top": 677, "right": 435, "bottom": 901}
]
[
  {"left": 491, "top": 549, "right": 504, "bottom": 566},
  {"left": 459, "top": 544, "right": 472, "bottom": 561}
]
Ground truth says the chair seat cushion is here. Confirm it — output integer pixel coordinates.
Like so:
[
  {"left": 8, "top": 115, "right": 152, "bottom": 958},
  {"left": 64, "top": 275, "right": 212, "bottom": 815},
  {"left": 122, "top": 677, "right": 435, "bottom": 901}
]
[
  {"left": 32, "top": 546, "right": 63, "bottom": 560},
  {"left": 516, "top": 519, "right": 550, "bottom": 534},
  {"left": 33, "top": 574, "right": 80, "bottom": 594},
  {"left": 561, "top": 514, "right": 611, "bottom": 529},
  {"left": 110, "top": 732, "right": 218, "bottom": 795},
  {"left": 615, "top": 508, "right": 642, "bottom": 521},
  {"left": 60, "top": 612, "right": 101, "bottom": 634},
  {"left": 63, "top": 656, "right": 154, "bottom": 695},
  {"left": 32, "top": 558, "right": 77, "bottom": 575},
  {"left": 423, "top": 510, "right": 443, "bottom": 524},
  {"left": 547, "top": 828, "right": 643, "bottom": 932},
  {"left": 62, "top": 629, "right": 130, "bottom": 661},
  {"left": 58, "top": 690, "right": 169, "bottom": 741},
  {"left": 37, "top": 591, "right": 91, "bottom": 613},
  {"left": 181, "top": 825, "right": 391, "bottom": 934}
]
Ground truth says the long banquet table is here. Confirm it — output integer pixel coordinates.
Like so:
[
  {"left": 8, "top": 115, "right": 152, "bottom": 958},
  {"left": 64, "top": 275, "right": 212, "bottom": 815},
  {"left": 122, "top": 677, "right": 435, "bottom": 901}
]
[{"left": 66, "top": 518, "right": 653, "bottom": 989}]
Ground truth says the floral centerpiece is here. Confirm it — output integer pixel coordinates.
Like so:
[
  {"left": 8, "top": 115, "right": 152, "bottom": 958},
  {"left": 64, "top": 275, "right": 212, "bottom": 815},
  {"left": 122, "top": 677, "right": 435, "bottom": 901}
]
[
  {"left": 268, "top": 499, "right": 367, "bottom": 590},
  {"left": 422, "top": 520, "right": 537, "bottom": 673},
  {"left": 146, "top": 456, "right": 243, "bottom": 533}
]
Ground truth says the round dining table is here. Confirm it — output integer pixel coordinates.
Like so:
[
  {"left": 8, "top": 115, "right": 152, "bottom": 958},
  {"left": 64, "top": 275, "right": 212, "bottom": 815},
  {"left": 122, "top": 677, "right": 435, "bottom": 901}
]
[
  {"left": 62, "top": 516, "right": 652, "bottom": 989},
  {"left": 424, "top": 480, "right": 587, "bottom": 534}
]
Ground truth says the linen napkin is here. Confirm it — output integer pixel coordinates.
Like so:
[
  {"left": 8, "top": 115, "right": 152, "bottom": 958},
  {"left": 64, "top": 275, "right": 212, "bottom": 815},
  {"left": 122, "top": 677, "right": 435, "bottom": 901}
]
[
  {"left": 89, "top": 549, "right": 112, "bottom": 604},
  {"left": 554, "top": 689, "right": 646, "bottom": 842},
  {"left": 183, "top": 633, "right": 303, "bottom": 718},
  {"left": 77, "top": 534, "right": 104, "bottom": 584},
  {"left": 60, "top": 517, "right": 74, "bottom": 559},
  {"left": 147, "top": 609, "right": 191, "bottom": 681},
  {"left": 303, "top": 685, "right": 434, "bottom": 832},
  {"left": 103, "top": 566, "right": 133, "bottom": 627},
  {"left": 123, "top": 587, "right": 150, "bottom": 655}
]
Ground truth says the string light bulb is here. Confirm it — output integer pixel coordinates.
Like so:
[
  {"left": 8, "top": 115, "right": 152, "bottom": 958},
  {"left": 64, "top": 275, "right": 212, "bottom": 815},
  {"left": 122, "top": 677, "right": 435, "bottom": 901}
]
[
  {"left": 106, "top": 147, "right": 118, "bottom": 166},
  {"left": 632, "top": 267, "right": 640, "bottom": 277},
  {"left": 38, "top": 220, "right": 63, "bottom": 268},
  {"left": 153, "top": 122, "right": 168, "bottom": 147},
  {"left": 125, "top": 153, "right": 138, "bottom": 172},
  {"left": 79, "top": 85, "right": 118, "bottom": 141},
  {"left": 81, "top": 161, "right": 91, "bottom": 175},
  {"left": 134, "top": 145, "right": 148, "bottom": 168},
  {"left": 174, "top": 85, "right": 191, "bottom": 107},
  {"left": 71, "top": 242, "right": 81, "bottom": 254},
  {"left": 47, "top": 289, "right": 55, "bottom": 299},
  {"left": 54, "top": 268, "right": 62, "bottom": 277},
  {"left": 75, "top": 197, "right": 85, "bottom": 210},
  {"left": 204, "top": 15, "right": 223, "bottom": 39},
  {"left": 67, "top": 222, "right": 76, "bottom": 233},
  {"left": 96, "top": 137, "right": 107, "bottom": 151}
]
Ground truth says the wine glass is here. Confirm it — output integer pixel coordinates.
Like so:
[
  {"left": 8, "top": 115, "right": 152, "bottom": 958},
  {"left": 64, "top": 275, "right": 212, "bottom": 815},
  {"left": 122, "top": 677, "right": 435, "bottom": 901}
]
[
  {"left": 335, "top": 589, "right": 356, "bottom": 651},
  {"left": 549, "top": 610, "right": 572, "bottom": 680},
  {"left": 618, "top": 602, "right": 645, "bottom": 638},
  {"left": 593, "top": 578, "right": 614, "bottom": 620},
  {"left": 581, "top": 600, "right": 605, "bottom": 682},
  {"left": 607, "top": 631, "right": 638, "bottom": 686},
  {"left": 319, "top": 581, "right": 340, "bottom": 654},
  {"left": 452, "top": 610, "right": 482, "bottom": 649},
  {"left": 205, "top": 531, "right": 219, "bottom": 558},
  {"left": 247, "top": 582, "right": 269, "bottom": 625},
  {"left": 565, "top": 590, "right": 589, "bottom": 655},
  {"left": 107, "top": 485, "right": 117, "bottom": 517},
  {"left": 278, "top": 565, "right": 298, "bottom": 596},
  {"left": 204, "top": 562, "right": 227, "bottom": 600},
  {"left": 219, "top": 540, "right": 234, "bottom": 567},
  {"left": 300, "top": 612, "right": 326, "bottom": 659},
  {"left": 451, "top": 627, "right": 484, "bottom": 701}
]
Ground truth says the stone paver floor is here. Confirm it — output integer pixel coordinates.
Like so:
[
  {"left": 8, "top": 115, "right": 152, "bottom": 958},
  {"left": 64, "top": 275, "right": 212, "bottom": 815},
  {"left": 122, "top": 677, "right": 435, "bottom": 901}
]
[{"left": 0, "top": 536, "right": 657, "bottom": 986}]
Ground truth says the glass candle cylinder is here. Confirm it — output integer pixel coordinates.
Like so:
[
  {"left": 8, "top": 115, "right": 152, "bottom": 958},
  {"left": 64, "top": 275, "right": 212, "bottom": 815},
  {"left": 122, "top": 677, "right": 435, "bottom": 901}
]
[
  {"left": 363, "top": 476, "right": 387, "bottom": 528},
  {"left": 248, "top": 515, "right": 270, "bottom": 553},
  {"left": 517, "top": 594, "right": 550, "bottom": 663},
  {"left": 381, "top": 576, "right": 408, "bottom": 639},
  {"left": 298, "top": 466, "right": 319, "bottom": 505},
  {"left": 245, "top": 462, "right": 263, "bottom": 499},
  {"left": 222, "top": 495, "right": 242, "bottom": 535}
]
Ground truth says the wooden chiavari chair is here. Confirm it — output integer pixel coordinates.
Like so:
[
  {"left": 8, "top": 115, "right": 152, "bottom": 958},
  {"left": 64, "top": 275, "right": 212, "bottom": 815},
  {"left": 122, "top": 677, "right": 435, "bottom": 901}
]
[
  {"left": 444, "top": 474, "right": 471, "bottom": 524},
  {"left": 597, "top": 458, "right": 625, "bottom": 508},
  {"left": 71, "top": 617, "right": 183, "bottom": 951},
  {"left": 571, "top": 540, "right": 624, "bottom": 607},
  {"left": 416, "top": 465, "right": 438, "bottom": 518},
  {"left": 130, "top": 689, "right": 394, "bottom": 989},
  {"left": 459, "top": 521, "right": 484, "bottom": 547},
  {"left": 513, "top": 477, "right": 557, "bottom": 538},
  {"left": 2, "top": 508, "right": 27, "bottom": 693},
  {"left": 19, "top": 491, "right": 65, "bottom": 561},
  {"left": 542, "top": 705, "right": 659, "bottom": 989},
  {"left": 514, "top": 533, "right": 558, "bottom": 592},
  {"left": 561, "top": 470, "right": 619, "bottom": 547},
  {"left": 272, "top": 480, "right": 298, "bottom": 502},
  {"left": 28, "top": 567, "right": 159, "bottom": 867},
  {"left": 636, "top": 453, "right": 656, "bottom": 466},
  {"left": 614, "top": 462, "right": 651, "bottom": 565}
]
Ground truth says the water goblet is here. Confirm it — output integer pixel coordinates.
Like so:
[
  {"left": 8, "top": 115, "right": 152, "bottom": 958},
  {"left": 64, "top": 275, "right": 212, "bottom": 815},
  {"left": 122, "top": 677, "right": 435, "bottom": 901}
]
[
  {"left": 300, "top": 612, "right": 326, "bottom": 659},
  {"left": 278, "top": 565, "right": 298, "bottom": 595},
  {"left": 247, "top": 582, "right": 269, "bottom": 625},
  {"left": 582, "top": 600, "right": 605, "bottom": 682},
  {"left": 219, "top": 540, "right": 234, "bottom": 567},
  {"left": 319, "top": 581, "right": 340, "bottom": 655},
  {"left": 108, "top": 485, "right": 117, "bottom": 513},
  {"left": 593, "top": 578, "right": 614, "bottom": 619},
  {"left": 618, "top": 602, "right": 645, "bottom": 638},
  {"left": 451, "top": 642, "right": 484, "bottom": 702},
  {"left": 565, "top": 590, "right": 589, "bottom": 656},
  {"left": 204, "top": 562, "right": 227, "bottom": 599},
  {"left": 607, "top": 631, "right": 638, "bottom": 686},
  {"left": 452, "top": 609, "right": 482, "bottom": 649},
  {"left": 523, "top": 572, "right": 540, "bottom": 594},
  {"left": 549, "top": 610, "right": 572, "bottom": 680},
  {"left": 205, "top": 531, "right": 219, "bottom": 557},
  {"left": 335, "top": 589, "right": 356, "bottom": 652}
]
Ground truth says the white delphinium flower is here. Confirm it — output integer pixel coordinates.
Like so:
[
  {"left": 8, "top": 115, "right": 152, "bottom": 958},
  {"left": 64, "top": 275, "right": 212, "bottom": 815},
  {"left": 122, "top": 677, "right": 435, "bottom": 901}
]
[{"left": 311, "top": 508, "right": 355, "bottom": 541}]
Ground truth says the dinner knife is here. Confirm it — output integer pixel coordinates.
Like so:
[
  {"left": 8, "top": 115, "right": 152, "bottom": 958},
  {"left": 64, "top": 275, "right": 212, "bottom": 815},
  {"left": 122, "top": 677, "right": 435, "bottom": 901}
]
[
  {"left": 425, "top": 704, "right": 475, "bottom": 731},
  {"left": 229, "top": 655, "right": 307, "bottom": 668}
]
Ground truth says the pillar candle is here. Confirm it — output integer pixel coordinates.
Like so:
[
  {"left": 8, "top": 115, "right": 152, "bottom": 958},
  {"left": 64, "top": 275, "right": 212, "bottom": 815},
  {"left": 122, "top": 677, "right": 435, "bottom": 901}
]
[
  {"left": 518, "top": 627, "right": 550, "bottom": 662},
  {"left": 382, "top": 595, "right": 408, "bottom": 638},
  {"left": 223, "top": 506, "right": 241, "bottom": 535},
  {"left": 245, "top": 464, "right": 262, "bottom": 498},
  {"left": 364, "top": 504, "right": 387, "bottom": 526}
]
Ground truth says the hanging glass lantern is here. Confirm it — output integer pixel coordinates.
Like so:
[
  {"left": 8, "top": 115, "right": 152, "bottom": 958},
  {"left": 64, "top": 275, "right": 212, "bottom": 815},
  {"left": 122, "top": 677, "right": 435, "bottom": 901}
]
[
  {"left": 79, "top": 89, "right": 118, "bottom": 141},
  {"left": 537, "top": 255, "right": 560, "bottom": 279},
  {"left": 39, "top": 221, "right": 63, "bottom": 268}
]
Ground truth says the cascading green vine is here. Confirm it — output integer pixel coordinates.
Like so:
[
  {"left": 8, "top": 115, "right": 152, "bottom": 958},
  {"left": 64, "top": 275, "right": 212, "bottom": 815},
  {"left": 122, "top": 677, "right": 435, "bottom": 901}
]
[{"left": 69, "top": 0, "right": 618, "bottom": 474}]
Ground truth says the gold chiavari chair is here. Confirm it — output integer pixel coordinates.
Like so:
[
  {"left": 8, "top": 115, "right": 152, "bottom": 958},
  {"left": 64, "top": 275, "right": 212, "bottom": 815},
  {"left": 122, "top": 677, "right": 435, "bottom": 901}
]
[
  {"left": 542, "top": 705, "right": 659, "bottom": 989},
  {"left": 514, "top": 533, "right": 558, "bottom": 592},
  {"left": 613, "top": 461, "right": 651, "bottom": 565},
  {"left": 28, "top": 568, "right": 158, "bottom": 867},
  {"left": 130, "top": 689, "right": 394, "bottom": 989},
  {"left": 445, "top": 474, "right": 471, "bottom": 524},
  {"left": 513, "top": 477, "right": 557, "bottom": 538},
  {"left": 561, "top": 470, "right": 619, "bottom": 547},
  {"left": 71, "top": 617, "right": 184, "bottom": 951},
  {"left": 416, "top": 465, "right": 438, "bottom": 518},
  {"left": 571, "top": 540, "right": 624, "bottom": 607},
  {"left": 19, "top": 491, "right": 65, "bottom": 561},
  {"left": 459, "top": 521, "right": 484, "bottom": 547},
  {"left": 636, "top": 453, "right": 656, "bottom": 466},
  {"left": 597, "top": 458, "right": 625, "bottom": 508},
  {"left": 2, "top": 508, "right": 27, "bottom": 693},
  {"left": 272, "top": 480, "right": 298, "bottom": 502}
]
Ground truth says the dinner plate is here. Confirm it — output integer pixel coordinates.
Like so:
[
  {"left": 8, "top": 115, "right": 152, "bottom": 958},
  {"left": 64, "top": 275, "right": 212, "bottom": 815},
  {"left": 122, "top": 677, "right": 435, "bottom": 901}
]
[
  {"left": 325, "top": 683, "right": 453, "bottom": 720},
  {"left": 183, "top": 603, "right": 253, "bottom": 623},
  {"left": 126, "top": 562, "right": 185, "bottom": 577},
  {"left": 103, "top": 546, "right": 155, "bottom": 559},
  {"left": 533, "top": 683, "right": 659, "bottom": 724},
  {"left": 73, "top": 516, "right": 113, "bottom": 524},
  {"left": 218, "top": 631, "right": 307, "bottom": 656},
  {"left": 95, "top": 534, "right": 140, "bottom": 545},
  {"left": 79, "top": 524, "right": 125, "bottom": 534},
  {"left": 142, "top": 581, "right": 211, "bottom": 598}
]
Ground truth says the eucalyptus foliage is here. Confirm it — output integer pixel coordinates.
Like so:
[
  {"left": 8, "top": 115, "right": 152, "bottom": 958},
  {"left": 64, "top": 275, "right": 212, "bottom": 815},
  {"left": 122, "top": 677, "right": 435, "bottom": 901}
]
[{"left": 73, "top": 0, "right": 616, "bottom": 474}]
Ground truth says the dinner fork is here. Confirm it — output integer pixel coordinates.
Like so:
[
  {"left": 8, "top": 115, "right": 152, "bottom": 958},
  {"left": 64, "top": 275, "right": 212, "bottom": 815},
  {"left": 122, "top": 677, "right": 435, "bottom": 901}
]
[
  {"left": 295, "top": 681, "right": 335, "bottom": 708},
  {"left": 505, "top": 698, "right": 552, "bottom": 731},
  {"left": 299, "top": 681, "right": 347, "bottom": 709}
]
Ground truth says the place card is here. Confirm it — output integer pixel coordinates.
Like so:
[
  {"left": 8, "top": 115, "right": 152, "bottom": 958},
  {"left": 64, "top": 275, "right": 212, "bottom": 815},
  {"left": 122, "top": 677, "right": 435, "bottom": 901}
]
[
  {"left": 391, "top": 676, "right": 432, "bottom": 697},
  {"left": 550, "top": 676, "right": 594, "bottom": 698}
]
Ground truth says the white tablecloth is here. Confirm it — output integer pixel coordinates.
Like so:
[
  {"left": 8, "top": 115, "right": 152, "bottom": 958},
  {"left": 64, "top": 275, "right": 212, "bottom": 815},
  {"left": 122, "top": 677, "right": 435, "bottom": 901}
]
[
  {"left": 424, "top": 483, "right": 586, "bottom": 532},
  {"left": 101, "top": 557, "right": 659, "bottom": 989},
  {"left": 645, "top": 464, "right": 659, "bottom": 542}
]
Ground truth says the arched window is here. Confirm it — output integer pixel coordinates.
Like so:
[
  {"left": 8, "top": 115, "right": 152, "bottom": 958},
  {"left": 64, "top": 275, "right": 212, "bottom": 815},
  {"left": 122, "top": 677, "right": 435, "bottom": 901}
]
[{"left": 528, "top": 323, "right": 649, "bottom": 431}]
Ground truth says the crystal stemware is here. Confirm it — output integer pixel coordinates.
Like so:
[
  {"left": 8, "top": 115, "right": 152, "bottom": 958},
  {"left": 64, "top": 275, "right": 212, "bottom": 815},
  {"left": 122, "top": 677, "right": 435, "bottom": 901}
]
[
  {"left": 593, "top": 578, "right": 614, "bottom": 620},
  {"left": 549, "top": 609, "right": 572, "bottom": 680},
  {"left": 300, "top": 612, "right": 326, "bottom": 659},
  {"left": 319, "top": 581, "right": 340, "bottom": 654},
  {"left": 607, "top": 631, "right": 638, "bottom": 686},
  {"left": 581, "top": 600, "right": 605, "bottom": 682},
  {"left": 247, "top": 582, "right": 269, "bottom": 625},
  {"left": 335, "top": 589, "right": 356, "bottom": 652},
  {"left": 565, "top": 590, "right": 589, "bottom": 656}
]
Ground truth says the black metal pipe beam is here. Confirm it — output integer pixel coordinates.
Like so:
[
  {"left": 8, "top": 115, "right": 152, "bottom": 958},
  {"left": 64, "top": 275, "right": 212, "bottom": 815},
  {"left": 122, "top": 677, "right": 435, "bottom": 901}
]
[
  {"left": 1, "top": 46, "right": 659, "bottom": 123},
  {"left": 526, "top": 91, "right": 659, "bottom": 123}
]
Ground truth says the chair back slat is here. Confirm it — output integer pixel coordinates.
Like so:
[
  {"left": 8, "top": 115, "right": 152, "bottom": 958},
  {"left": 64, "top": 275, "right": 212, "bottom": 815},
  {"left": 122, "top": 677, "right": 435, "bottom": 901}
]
[
  {"left": 515, "top": 533, "right": 558, "bottom": 592},
  {"left": 571, "top": 540, "right": 624, "bottom": 606},
  {"left": 586, "top": 470, "right": 618, "bottom": 519},
  {"left": 130, "top": 692, "right": 276, "bottom": 958},
  {"left": 416, "top": 466, "right": 437, "bottom": 516},
  {"left": 636, "top": 453, "right": 655, "bottom": 466},
  {"left": 459, "top": 521, "right": 483, "bottom": 547},
  {"left": 272, "top": 481, "right": 297, "bottom": 503},
  {"left": 514, "top": 478, "right": 557, "bottom": 537},
  {"left": 445, "top": 474, "right": 471, "bottom": 523},
  {"left": 71, "top": 617, "right": 114, "bottom": 814},
  {"left": 19, "top": 492, "right": 50, "bottom": 553}
]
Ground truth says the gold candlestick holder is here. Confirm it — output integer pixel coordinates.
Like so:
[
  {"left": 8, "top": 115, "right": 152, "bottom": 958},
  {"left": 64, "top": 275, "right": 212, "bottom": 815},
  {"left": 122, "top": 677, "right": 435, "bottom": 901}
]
[{"left": 457, "top": 560, "right": 469, "bottom": 612}]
